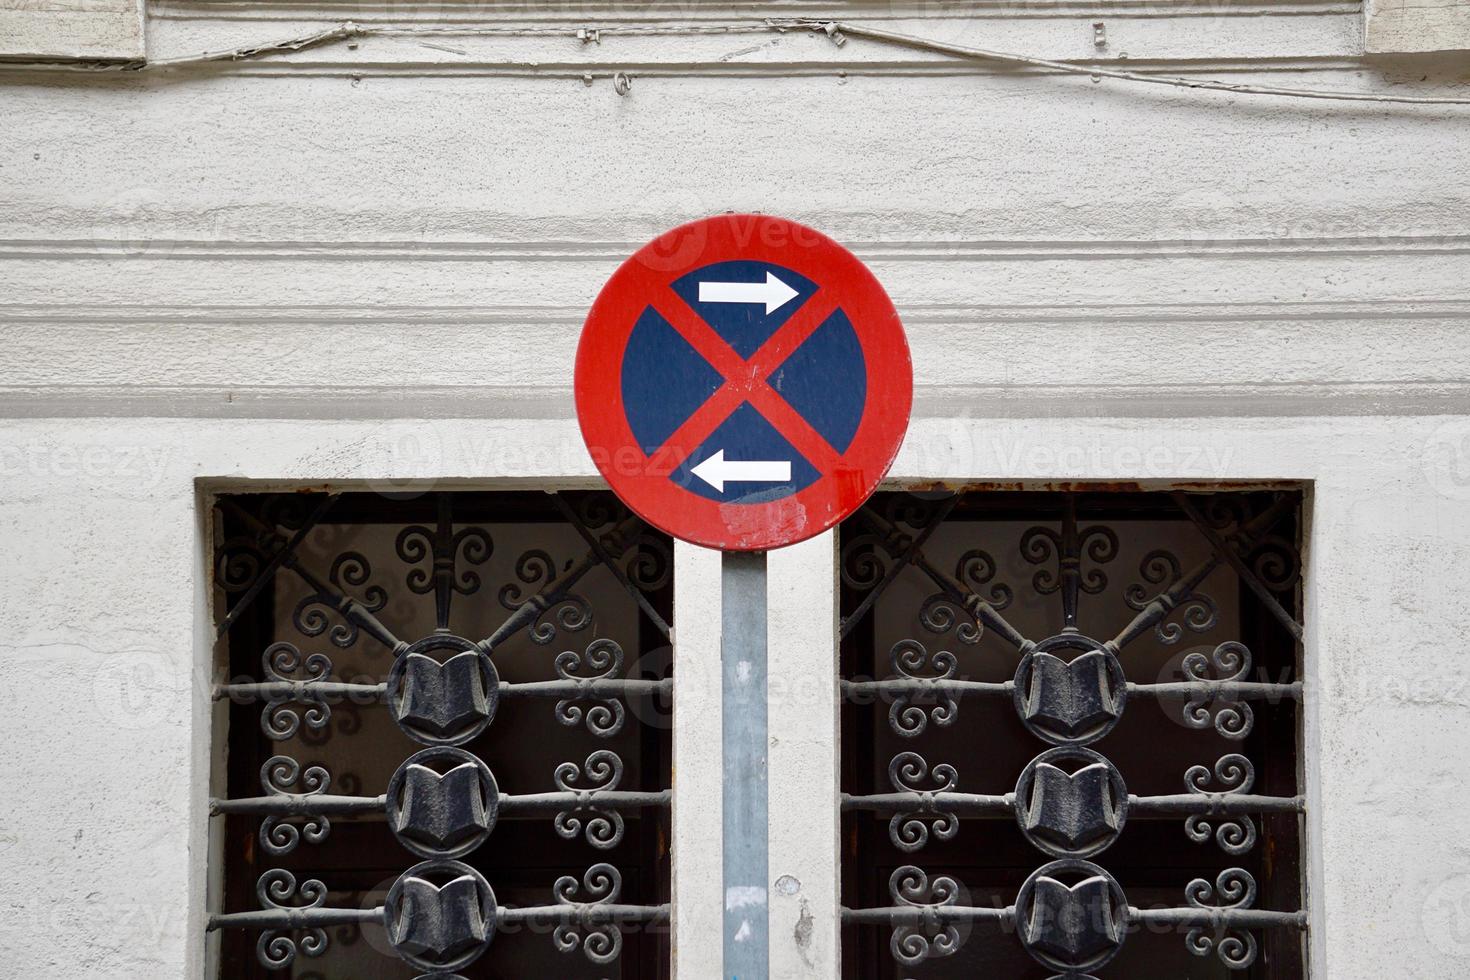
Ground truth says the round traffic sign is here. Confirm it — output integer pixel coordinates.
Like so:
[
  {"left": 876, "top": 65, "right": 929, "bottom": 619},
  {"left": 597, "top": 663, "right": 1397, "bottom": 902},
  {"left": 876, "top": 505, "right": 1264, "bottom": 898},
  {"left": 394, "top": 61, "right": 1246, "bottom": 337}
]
[{"left": 575, "top": 214, "right": 911, "bottom": 551}]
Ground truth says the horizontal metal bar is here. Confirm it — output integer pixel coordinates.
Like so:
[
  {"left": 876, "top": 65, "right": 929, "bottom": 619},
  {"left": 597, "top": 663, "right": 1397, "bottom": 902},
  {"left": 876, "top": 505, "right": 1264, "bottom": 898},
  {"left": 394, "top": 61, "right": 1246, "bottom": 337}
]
[
  {"left": 837, "top": 678, "right": 1301, "bottom": 701},
  {"left": 498, "top": 790, "right": 672, "bottom": 815},
  {"left": 499, "top": 902, "right": 671, "bottom": 926},
  {"left": 841, "top": 791, "right": 1303, "bottom": 817},
  {"left": 1129, "top": 680, "right": 1302, "bottom": 700},
  {"left": 212, "top": 677, "right": 672, "bottom": 702},
  {"left": 227, "top": 677, "right": 1265, "bottom": 716},
  {"left": 502, "top": 678, "right": 672, "bottom": 699},
  {"left": 210, "top": 790, "right": 671, "bottom": 818},
  {"left": 840, "top": 679, "right": 1012, "bottom": 698},
  {"left": 211, "top": 794, "right": 388, "bottom": 816},
  {"left": 841, "top": 905, "right": 1014, "bottom": 926},
  {"left": 839, "top": 904, "right": 1306, "bottom": 930},
  {"left": 208, "top": 907, "right": 382, "bottom": 931},
  {"left": 1129, "top": 793, "right": 1305, "bottom": 816},
  {"left": 213, "top": 681, "right": 384, "bottom": 701},
  {"left": 841, "top": 792, "right": 1013, "bottom": 815},
  {"left": 1130, "top": 906, "right": 1309, "bottom": 930},
  {"left": 209, "top": 902, "right": 672, "bottom": 932}
]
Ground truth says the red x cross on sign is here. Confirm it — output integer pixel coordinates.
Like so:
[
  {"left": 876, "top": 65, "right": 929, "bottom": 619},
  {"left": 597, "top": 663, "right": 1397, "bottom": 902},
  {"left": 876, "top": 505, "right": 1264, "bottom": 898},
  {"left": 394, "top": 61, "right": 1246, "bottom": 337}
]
[
  {"left": 650, "top": 287, "right": 844, "bottom": 477},
  {"left": 575, "top": 214, "right": 912, "bottom": 551}
]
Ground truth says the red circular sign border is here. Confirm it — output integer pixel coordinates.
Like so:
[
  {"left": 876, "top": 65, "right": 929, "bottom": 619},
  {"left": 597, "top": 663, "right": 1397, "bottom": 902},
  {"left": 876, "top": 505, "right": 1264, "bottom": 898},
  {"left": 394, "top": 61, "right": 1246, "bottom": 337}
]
[{"left": 575, "top": 214, "right": 912, "bottom": 551}]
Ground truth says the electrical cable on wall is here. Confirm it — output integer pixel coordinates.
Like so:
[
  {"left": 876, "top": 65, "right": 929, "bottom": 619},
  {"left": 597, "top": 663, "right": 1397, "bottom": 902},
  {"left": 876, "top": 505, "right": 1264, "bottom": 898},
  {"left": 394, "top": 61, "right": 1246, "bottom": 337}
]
[
  {"left": 11, "top": 16, "right": 1470, "bottom": 108},
  {"left": 779, "top": 19, "right": 1470, "bottom": 106}
]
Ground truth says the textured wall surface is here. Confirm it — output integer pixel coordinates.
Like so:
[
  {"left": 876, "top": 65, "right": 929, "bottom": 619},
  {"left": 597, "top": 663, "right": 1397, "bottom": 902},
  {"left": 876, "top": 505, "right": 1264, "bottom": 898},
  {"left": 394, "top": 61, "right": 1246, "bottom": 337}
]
[
  {"left": 1367, "top": 0, "right": 1470, "bottom": 53},
  {"left": 0, "top": 0, "right": 145, "bottom": 61},
  {"left": 1, "top": 1, "right": 1469, "bottom": 976}
]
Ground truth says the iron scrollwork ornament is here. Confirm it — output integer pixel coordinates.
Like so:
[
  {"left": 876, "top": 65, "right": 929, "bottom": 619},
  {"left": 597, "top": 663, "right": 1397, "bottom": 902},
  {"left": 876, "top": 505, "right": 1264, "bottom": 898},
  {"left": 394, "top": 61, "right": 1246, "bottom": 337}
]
[
  {"left": 958, "top": 547, "right": 1012, "bottom": 609},
  {"left": 1247, "top": 534, "right": 1302, "bottom": 593},
  {"left": 555, "top": 638, "right": 627, "bottom": 737},
  {"left": 889, "top": 865, "right": 965, "bottom": 966},
  {"left": 918, "top": 592, "right": 980, "bottom": 644},
  {"left": 1021, "top": 521, "right": 1119, "bottom": 597},
  {"left": 259, "top": 754, "right": 331, "bottom": 856},
  {"left": 887, "top": 752, "right": 959, "bottom": 852},
  {"left": 917, "top": 548, "right": 1011, "bottom": 644},
  {"left": 260, "top": 641, "right": 334, "bottom": 740},
  {"left": 888, "top": 639, "right": 959, "bottom": 737},
  {"left": 1185, "top": 868, "right": 1260, "bottom": 969},
  {"left": 215, "top": 497, "right": 312, "bottom": 596},
  {"left": 839, "top": 530, "right": 898, "bottom": 592},
  {"left": 552, "top": 863, "right": 625, "bottom": 964},
  {"left": 1182, "top": 640, "right": 1255, "bottom": 740},
  {"left": 554, "top": 750, "right": 627, "bottom": 849},
  {"left": 293, "top": 551, "right": 388, "bottom": 649},
  {"left": 499, "top": 549, "right": 594, "bottom": 645},
  {"left": 395, "top": 519, "right": 493, "bottom": 626},
  {"left": 1185, "top": 753, "right": 1258, "bottom": 855},
  {"left": 1124, "top": 549, "right": 1220, "bottom": 644},
  {"left": 255, "top": 869, "right": 329, "bottom": 969},
  {"left": 619, "top": 529, "right": 673, "bottom": 593},
  {"left": 216, "top": 533, "right": 272, "bottom": 594}
]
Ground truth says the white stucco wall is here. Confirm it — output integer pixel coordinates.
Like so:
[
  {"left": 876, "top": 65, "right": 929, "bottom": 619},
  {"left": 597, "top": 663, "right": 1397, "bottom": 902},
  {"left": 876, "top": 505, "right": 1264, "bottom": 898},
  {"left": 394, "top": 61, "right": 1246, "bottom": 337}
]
[
  {"left": 2, "top": 1, "right": 1470, "bottom": 976},
  {"left": 0, "top": 0, "right": 145, "bottom": 62},
  {"left": 1367, "top": 0, "right": 1470, "bottom": 53}
]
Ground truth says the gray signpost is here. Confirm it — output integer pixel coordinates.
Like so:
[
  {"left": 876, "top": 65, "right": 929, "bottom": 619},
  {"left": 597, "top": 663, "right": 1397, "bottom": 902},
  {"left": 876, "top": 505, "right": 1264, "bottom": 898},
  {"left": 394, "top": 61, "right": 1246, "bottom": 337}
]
[{"left": 721, "top": 550, "right": 769, "bottom": 977}]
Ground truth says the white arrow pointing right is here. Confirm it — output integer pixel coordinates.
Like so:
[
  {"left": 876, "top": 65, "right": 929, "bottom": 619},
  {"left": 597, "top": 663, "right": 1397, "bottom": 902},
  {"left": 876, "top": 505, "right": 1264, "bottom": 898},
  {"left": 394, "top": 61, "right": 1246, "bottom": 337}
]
[
  {"left": 690, "top": 449, "right": 792, "bottom": 493},
  {"left": 697, "top": 271, "right": 800, "bottom": 315}
]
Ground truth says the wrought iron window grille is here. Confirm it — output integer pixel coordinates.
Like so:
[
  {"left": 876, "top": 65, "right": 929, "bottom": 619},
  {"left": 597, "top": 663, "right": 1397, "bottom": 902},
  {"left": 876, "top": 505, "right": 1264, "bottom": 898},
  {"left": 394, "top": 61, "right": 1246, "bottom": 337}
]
[
  {"left": 206, "top": 491, "right": 673, "bottom": 977},
  {"left": 838, "top": 490, "right": 1308, "bottom": 976}
]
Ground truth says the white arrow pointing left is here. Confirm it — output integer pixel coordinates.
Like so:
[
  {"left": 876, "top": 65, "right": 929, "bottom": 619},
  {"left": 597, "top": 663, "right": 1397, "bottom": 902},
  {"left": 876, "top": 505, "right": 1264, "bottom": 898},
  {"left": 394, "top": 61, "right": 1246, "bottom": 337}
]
[
  {"left": 690, "top": 449, "right": 791, "bottom": 493},
  {"left": 697, "top": 271, "right": 799, "bottom": 315}
]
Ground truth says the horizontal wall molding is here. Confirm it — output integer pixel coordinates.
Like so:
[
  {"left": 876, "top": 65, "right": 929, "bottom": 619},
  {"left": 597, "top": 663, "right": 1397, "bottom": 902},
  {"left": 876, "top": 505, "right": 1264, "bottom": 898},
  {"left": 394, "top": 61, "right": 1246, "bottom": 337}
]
[
  {"left": 3, "top": 380, "right": 1469, "bottom": 419},
  {"left": 4, "top": 298, "right": 1470, "bottom": 325},
  {"left": 121, "top": 7, "right": 1378, "bottom": 80},
  {"left": 2, "top": 299, "right": 1468, "bottom": 419},
  {"left": 149, "top": 0, "right": 1363, "bottom": 24},
  {"left": 7, "top": 233, "right": 1470, "bottom": 262}
]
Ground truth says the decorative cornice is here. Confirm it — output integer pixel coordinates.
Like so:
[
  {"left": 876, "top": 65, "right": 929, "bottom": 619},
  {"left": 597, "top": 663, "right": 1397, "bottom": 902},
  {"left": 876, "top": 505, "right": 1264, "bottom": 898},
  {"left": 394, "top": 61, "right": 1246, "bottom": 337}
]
[
  {"left": 1, "top": 299, "right": 1467, "bottom": 418},
  {"left": 2, "top": 298, "right": 1469, "bottom": 325},
  {"left": 148, "top": 0, "right": 1361, "bottom": 24},
  {"left": 2, "top": 379, "right": 1468, "bottom": 419},
  {"left": 5, "top": 234, "right": 1470, "bottom": 262}
]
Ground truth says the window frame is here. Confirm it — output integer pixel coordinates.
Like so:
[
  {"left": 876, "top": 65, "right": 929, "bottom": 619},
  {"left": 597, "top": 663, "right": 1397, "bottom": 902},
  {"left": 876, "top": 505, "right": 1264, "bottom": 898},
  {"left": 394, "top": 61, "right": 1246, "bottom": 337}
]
[
  {"left": 834, "top": 487, "right": 1311, "bottom": 977},
  {"left": 204, "top": 489, "right": 676, "bottom": 978}
]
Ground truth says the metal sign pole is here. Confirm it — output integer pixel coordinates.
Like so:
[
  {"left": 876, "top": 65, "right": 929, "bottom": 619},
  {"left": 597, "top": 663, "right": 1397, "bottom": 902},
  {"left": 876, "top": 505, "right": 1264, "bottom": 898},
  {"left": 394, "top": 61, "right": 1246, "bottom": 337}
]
[
  {"left": 574, "top": 214, "right": 911, "bottom": 976},
  {"left": 722, "top": 549, "right": 768, "bottom": 979}
]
